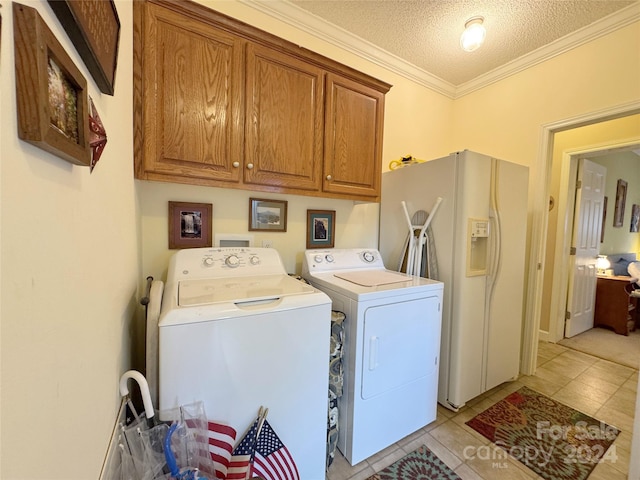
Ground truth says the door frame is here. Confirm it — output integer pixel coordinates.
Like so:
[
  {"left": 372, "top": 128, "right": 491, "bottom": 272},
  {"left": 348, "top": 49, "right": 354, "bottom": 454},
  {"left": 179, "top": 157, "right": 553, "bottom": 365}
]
[
  {"left": 520, "top": 99, "right": 640, "bottom": 376},
  {"left": 546, "top": 142, "right": 639, "bottom": 342}
]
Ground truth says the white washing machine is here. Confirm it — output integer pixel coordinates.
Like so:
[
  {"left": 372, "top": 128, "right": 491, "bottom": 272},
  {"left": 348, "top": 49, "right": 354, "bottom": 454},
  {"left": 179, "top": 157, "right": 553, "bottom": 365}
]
[
  {"left": 302, "top": 248, "right": 444, "bottom": 466},
  {"left": 158, "top": 247, "right": 331, "bottom": 479}
]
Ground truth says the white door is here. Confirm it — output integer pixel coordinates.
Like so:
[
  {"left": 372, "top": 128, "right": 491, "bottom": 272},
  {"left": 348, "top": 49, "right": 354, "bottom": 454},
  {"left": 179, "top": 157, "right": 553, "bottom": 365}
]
[{"left": 565, "top": 159, "right": 606, "bottom": 338}]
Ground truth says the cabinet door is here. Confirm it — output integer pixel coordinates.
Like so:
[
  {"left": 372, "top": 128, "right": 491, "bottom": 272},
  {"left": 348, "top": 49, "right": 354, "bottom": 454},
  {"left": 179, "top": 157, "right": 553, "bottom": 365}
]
[
  {"left": 324, "top": 73, "right": 384, "bottom": 199},
  {"left": 138, "top": 3, "right": 244, "bottom": 184},
  {"left": 245, "top": 44, "right": 324, "bottom": 192}
]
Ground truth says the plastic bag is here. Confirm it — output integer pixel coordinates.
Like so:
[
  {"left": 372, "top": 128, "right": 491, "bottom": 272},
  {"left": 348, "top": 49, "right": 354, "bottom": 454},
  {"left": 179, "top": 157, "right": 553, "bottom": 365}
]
[{"left": 159, "top": 401, "right": 215, "bottom": 477}]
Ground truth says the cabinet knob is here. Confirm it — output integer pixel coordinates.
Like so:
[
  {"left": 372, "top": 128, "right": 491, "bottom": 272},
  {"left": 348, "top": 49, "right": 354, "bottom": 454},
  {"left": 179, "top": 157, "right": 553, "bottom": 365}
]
[
  {"left": 247, "top": 163, "right": 254, "bottom": 170},
  {"left": 232, "top": 161, "right": 240, "bottom": 168},
  {"left": 326, "top": 174, "right": 332, "bottom": 181}
]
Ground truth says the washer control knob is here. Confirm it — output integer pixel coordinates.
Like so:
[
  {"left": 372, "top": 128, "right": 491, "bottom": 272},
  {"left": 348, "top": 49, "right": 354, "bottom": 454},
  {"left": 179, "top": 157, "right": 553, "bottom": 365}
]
[
  {"left": 249, "top": 255, "right": 260, "bottom": 265},
  {"left": 314, "top": 255, "right": 324, "bottom": 264},
  {"left": 325, "top": 254, "right": 335, "bottom": 263},
  {"left": 362, "top": 251, "right": 375, "bottom": 263},
  {"left": 225, "top": 255, "right": 240, "bottom": 268},
  {"left": 203, "top": 257, "right": 214, "bottom": 267}
]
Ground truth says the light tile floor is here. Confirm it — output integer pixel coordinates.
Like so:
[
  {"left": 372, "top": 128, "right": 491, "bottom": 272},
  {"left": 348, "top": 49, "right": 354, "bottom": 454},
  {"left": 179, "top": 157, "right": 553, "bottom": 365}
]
[{"left": 326, "top": 341, "right": 638, "bottom": 480}]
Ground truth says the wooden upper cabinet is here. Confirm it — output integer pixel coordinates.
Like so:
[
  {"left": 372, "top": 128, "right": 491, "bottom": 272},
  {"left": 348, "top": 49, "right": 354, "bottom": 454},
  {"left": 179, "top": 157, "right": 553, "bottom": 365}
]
[
  {"left": 244, "top": 44, "right": 324, "bottom": 192},
  {"left": 135, "top": 2, "right": 244, "bottom": 184},
  {"left": 324, "top": 73, "right": 385, "bottom": 199},
  {"left": 134, "top": 0, "right": 391, "bottom": 200}
]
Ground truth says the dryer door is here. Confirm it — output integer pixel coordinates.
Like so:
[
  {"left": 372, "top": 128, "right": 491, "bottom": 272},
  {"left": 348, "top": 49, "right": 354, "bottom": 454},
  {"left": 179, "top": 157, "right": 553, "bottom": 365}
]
[{"left": 361, "top": 295, "right": 440, "bottom": 399}]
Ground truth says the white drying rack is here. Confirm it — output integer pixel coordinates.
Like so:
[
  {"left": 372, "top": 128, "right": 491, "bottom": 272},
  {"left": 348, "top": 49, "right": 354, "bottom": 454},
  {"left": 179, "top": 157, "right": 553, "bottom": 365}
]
[{"left": 401, "top": 197, "right": 442, "bottom": 276}]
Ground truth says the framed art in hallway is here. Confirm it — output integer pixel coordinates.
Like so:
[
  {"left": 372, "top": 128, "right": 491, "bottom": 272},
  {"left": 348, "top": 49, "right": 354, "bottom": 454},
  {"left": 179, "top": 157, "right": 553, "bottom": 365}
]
[
  {"left": 168, "top": 201, "right": 212, "bottom": 249},
  {"left": 13, "top": 3, "right": 91, "bottom": 166},
  {"left": 306, "top": 210, "right": 335, "bottom": 249},
  {"left": 631, "top": 204, "right": 639, "bottom": 233},
  {"left": 612, "top": 179, "right": 627, "bottom": 228},
  {"left": 600, "top": 196, "right": 608, "bottom": 243}
]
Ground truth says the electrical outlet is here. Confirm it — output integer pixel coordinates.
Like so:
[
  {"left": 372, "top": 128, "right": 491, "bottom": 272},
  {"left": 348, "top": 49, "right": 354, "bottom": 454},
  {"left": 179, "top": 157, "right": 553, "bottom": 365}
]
[{"left": 262, "top": 240, "right": 273, "bottom": 248}]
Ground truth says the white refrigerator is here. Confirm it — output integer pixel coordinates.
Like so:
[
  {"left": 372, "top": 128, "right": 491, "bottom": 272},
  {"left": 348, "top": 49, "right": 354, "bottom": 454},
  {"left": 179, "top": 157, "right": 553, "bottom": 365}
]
[{"left": 379, "top": 150, "right": 529, "bottom": 411}]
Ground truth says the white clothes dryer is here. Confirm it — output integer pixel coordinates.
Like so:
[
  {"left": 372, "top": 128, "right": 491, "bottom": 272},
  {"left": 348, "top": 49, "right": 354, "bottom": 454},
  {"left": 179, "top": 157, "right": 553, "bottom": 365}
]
[
  {"left": 158, "top": 247, "right": 331, "bottom": 479},
  {"left": 302, "top": 248, "right": 443, "bottom": 466}
]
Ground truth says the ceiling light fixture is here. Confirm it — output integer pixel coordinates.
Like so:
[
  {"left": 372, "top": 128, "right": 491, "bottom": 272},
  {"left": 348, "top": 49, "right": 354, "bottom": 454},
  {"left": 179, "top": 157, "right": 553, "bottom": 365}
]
[{"left": 460, "top": 16, "right": 486, "bottom": 52}]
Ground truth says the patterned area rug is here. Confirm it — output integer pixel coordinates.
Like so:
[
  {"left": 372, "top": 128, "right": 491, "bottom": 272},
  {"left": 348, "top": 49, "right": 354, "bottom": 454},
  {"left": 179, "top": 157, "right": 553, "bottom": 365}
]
[
  {"left": 465, "top": 386, "right": 620, "bottom": 480},
  {"left": 366, "top": 445, "right": 461, "bottom": 480}
]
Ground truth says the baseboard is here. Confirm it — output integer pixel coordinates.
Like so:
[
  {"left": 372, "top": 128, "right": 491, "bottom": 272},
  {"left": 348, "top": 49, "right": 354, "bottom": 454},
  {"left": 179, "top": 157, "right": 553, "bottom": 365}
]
[{"left": 99, "top": 398, "right": 127, "bottom": 480}]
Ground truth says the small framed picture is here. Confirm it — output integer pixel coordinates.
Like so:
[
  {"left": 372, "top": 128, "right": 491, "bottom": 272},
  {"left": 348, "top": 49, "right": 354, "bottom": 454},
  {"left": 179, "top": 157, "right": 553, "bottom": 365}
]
[
  {"left": 600, "top": 196, "right": 607, "bottom": 243},
  {"left": 613, "top": 179, "right": 627, "bottom": 228},
  {"left": 249, "top": 198, "right": 288, "bottom": 232},
  {"left": 168, "top": 202, "right": 212, "bottom": 249},
  {"left": 307, "top": 210, "right": 335, "bottom": 249},
  {"left": 631, "top": 204, "right": 639, "bottom": 233}
]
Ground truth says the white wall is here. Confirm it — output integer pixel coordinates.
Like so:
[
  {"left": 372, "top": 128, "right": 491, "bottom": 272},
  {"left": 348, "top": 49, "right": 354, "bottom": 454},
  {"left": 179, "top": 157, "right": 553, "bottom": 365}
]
[{"left": 0, "top": 1, "right": 139, "bottom": 478}]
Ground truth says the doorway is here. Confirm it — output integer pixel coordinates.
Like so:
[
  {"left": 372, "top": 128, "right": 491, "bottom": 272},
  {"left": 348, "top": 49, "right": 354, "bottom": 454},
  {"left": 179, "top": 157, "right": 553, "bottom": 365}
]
[
  {"left": 522, "top": 102, "right": 640, "bottom": 479},
  {"left": 546, "top": 143, "right": 640, "bottom": 343}
]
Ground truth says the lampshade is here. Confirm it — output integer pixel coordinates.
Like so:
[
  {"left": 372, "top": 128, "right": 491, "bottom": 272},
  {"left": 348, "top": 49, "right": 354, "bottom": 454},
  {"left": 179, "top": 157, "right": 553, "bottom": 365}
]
[
  {"left": 460, "top": 17, "right": 486, "bottom": 52},
  {"left": 596, "top": 255, "right": 611, "bottom": 274}
]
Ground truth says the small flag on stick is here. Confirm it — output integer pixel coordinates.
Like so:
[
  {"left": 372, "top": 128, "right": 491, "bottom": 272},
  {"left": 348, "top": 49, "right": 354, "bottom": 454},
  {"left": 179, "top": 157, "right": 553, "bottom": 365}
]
[{"left": 252, "top": 419, "right": 300, "bottom": 480}]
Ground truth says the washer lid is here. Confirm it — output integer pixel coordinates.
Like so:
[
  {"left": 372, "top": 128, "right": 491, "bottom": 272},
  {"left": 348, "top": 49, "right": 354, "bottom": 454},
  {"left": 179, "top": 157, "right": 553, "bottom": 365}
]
[{"left": 178, "top": 274, "right": 315, "bottom": 307}]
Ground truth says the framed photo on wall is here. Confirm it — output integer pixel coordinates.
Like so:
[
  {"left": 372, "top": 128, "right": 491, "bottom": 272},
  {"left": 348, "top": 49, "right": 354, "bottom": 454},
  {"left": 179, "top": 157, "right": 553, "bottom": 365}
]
[
  {"left": 307, "top": 210, "right": 335, "bottom": 249},
  {"left": 47, "top": 0, "right": 120, "bottom": 95},
  {"left": 613, "top": 179, "right": 627, "bottom": 228},
  {"left": 13, "top": 3, "right": 91, "bottom": 166},
  {"left": 600, "top": 196, "right": 607, "bottom": 243},
  {"left": 631, "top": 204, "right": 640, "bottom": 233},
  {"left": 249, "top": 198, "right": 288, "bottom": 232},
  {"left": 168, "top": 201, "right": 212, "bottom": 249}
]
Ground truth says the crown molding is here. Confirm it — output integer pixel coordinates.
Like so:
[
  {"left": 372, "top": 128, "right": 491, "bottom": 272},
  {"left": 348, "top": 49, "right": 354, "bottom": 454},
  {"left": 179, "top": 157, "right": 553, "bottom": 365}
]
[
  {"left": 240, "top": 0, "right": 640, "bottom": 100},
  {"left": 456, "top": 2, "right": 640, "bottom": 98},
  {"left": 239, "top": 0, "right": 457, "bottom": 97}
]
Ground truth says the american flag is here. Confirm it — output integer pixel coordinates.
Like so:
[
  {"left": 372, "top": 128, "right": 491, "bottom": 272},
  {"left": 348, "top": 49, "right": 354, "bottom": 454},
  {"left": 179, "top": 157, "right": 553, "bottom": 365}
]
[
  {"left": 252, "top": 420, "right": 300, "bottom": 480},
  {"left": 208, "top": 421, "right": 237, "bottom": 479},
  {"left": 226, "top": 419, "right": 259, "bottom": 480}
]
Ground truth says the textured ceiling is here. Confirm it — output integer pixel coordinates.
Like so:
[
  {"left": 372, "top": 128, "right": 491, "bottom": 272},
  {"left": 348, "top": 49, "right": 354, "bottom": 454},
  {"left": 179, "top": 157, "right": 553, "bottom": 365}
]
[{"left": 287, "top": 0, "right": 637, "bottom": 86}]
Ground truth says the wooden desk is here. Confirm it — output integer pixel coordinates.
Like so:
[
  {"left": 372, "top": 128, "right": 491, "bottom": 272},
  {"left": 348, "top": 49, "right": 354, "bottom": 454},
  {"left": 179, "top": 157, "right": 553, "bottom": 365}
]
[{"left": 594, "top": 275, "right": 638, "bottom": 336}]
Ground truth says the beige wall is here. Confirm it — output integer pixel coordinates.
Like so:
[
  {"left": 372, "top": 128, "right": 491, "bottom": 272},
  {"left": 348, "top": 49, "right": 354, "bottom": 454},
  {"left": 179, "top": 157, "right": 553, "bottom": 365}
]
[
  {"left": 1, "top": 0, "right": 139, "bottom": 478},
  {"left": 594, "top": 150, "right": 640, "bottom": 255},
  {"left": 1, "top": 0, "right": 639, "bottom": 478},
  {"left": 450, "top": 23, "right": 640, "bottom": 335}
]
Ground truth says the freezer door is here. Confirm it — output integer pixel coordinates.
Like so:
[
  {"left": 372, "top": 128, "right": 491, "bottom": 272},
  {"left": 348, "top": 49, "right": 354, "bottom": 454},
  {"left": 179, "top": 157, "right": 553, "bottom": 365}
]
[{"left": 447, "top": 151, "right": 492, "bottom": 406}]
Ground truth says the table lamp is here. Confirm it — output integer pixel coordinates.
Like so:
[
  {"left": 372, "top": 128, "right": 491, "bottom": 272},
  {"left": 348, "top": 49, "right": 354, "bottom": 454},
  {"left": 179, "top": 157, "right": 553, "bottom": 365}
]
[{"left": 596, "top": 255, "right": 611, "bottom": 275}]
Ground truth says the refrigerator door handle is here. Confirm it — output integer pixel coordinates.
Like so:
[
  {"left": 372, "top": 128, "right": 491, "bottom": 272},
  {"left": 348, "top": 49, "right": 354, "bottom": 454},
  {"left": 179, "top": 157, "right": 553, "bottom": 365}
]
[{"left": 487, "top": 159, "right": 502, "bottom": 286}]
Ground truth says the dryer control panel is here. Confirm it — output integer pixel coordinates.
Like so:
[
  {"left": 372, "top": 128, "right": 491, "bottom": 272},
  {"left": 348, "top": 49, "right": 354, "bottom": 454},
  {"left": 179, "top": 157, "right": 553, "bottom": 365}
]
[
  {"left": 167, "top": 247, "right": 287, "bottom": 282},
  {"left": 302, "top": 248, "right": 386, "bottom": 274}
]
